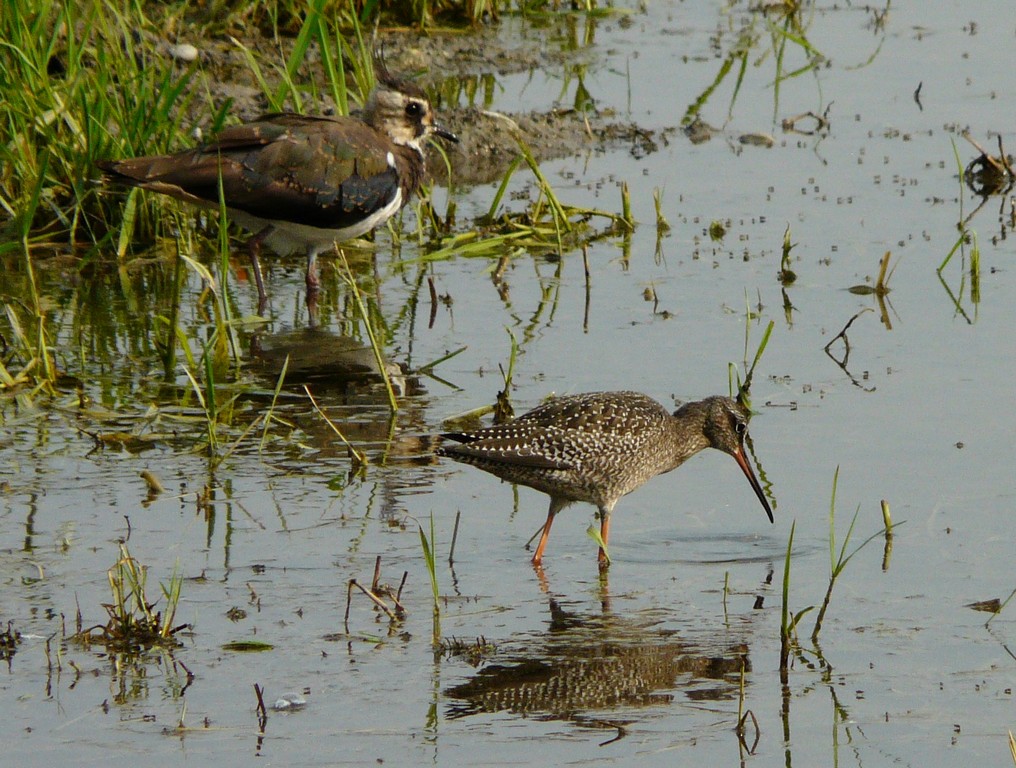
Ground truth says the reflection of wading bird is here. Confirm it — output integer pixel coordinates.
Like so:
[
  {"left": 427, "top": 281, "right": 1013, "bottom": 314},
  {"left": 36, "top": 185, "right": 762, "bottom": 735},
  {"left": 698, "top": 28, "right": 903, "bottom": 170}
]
[
  {"left": 98, "top": 62, "right": 457, "bottom": 316},
  {"left": 437, "top": 392, "right": 774, "bottom": 569},
  {"left": 445, "top": 599, "right": 751, "bottom": 722}
]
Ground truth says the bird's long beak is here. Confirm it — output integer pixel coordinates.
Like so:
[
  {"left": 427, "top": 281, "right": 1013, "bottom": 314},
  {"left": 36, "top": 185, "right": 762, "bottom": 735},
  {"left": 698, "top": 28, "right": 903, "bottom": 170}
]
[
  {"left": 731, "top": 447, "right": 774, "bottom": 523},
  {"left": 431, "top": 123, "right": 459, "bottom": 143}
]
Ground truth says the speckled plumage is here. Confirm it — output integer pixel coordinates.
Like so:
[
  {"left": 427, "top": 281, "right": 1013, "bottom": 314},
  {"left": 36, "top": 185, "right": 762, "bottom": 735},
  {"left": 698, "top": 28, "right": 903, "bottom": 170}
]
[
  {"left": 99, "top": 66, "right": 456, "bottom": 314},
  {"left": 438, "top": 392, "right": 773, "bottom": 568}
]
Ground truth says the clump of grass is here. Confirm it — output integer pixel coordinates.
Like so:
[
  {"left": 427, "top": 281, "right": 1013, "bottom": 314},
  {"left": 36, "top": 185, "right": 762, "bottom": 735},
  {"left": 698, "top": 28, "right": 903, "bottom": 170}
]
[
  {"left": 438, "top": 327, "right": 519, "bottom": 429},
  {"left": 438, "top": 636, "right": 498, "bottom": 666},
  {"left": 1, "top": 621, "right": 22, "bottom": 663},
  {"left": 961, "top": 131, "right": 1013, "bottom": 196},
  {"left": 75, "top": 542, "right": 187, "bottom": 650},
  {"left": 848, "top": 251, "right": 899, "bottom": 329},
  {"left": 681, "top": 0, "right": 824, "bottom": 130},
  {"left": 423, "top": 130, "right": 629, "bottom": 266},
  {"left": 778, "top": 224, "right": 797, "bottom": 285},
  {"left": 936, "top": 138, "right": 983, "bottom": 320},
  {"left": 619, "top": 181, "right": 634, "bottom": 232},
  {"left": 652, "top": 188, "right": 670, "bottom": 235},
  {"left": 1, "top": 0, "right": 200, "bottom": 247},
  {"left": 181, "top": 329, "right": 243, "bottom": 464},
  {"left": 586, "top": 523, "right": 610, "bottom": 567}
]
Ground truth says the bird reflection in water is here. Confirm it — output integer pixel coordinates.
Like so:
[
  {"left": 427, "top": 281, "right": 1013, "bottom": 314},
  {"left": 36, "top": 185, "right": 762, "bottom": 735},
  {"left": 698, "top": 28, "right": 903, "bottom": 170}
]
[{"left": 444, "top": 598, "right": 751, "bottom": 741}]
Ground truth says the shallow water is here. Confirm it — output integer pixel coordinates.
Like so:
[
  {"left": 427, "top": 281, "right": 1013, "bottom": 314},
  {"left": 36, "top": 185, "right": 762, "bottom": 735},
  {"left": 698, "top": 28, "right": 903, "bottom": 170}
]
[{"left": 3, "top": 1, "right": 1016, "bottom": 766}]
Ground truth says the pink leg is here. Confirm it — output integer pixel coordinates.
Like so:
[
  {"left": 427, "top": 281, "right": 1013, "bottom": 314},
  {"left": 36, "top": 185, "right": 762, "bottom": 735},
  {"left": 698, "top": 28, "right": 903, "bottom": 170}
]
[
  {"left": 248, "top": 227, "right": 272, "bottom": 315},
  {"left": 306, "top": 249, "right": 320, "bottom": 325}
]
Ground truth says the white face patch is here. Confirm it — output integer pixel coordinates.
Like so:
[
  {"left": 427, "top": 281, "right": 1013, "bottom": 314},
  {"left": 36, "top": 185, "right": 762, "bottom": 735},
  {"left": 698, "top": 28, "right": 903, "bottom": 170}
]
[{"left": 386, "top": 151, "right": 396, "bottom": 168}]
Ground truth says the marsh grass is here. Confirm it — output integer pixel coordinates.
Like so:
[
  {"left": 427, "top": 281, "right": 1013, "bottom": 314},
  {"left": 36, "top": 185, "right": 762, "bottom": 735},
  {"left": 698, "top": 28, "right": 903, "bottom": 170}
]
[
  {"left": 847, "top": 251, "right": 898, "bottom": 329},
  {"left": 336, "top": 248, "right": 399, "bottom": 412},
  {"left": 781, "top": 469, "right": 903, "bottom": 672},
  {"left": 849, "top": 250, "right": 896, "bottom": 297},
  {"left": 437, "top": 635, "right": 498, "bottom": 666},
  {"left": 418, "top": 514, "right": 441, "bottom": 644},
  {"left": 305, "top": 384, "right": 369, "bottom": 473},
  {"left": 984, "top": 586, "right": 1016, "bottom": 628},
  {"left": 351, "top": 0, "right": 623, "bottom": 29},
  {"left": 1, "top": 0, "right": 202, "bottom": 393},
  {"left": 75, "top": 542, "right": 186, "bottom": 651},
  {"left": 681, "top": 0, "right": 830, "bottom": 129},
  {"left": 778, "top": 224, "right": 797, "bottom": 285},
  {"left": 1, "top": 0, "right": 632, "bottom": 467},
  {"left": 779, "top": 520, "right": 812, "bottom": 676},
  {"left": 731, "top": 305, "right": 774, "bottom": 406},
  {"left": 937, "top": 139, "right": 981, "bottom": 320},
  {"left": 420, "top": 132, "right": 629, "bottom": 266},
  {"left": 0, "top": 621, "right": 22, "bottom": 662},
  {"left": 494, "top": 328, "right": 519, "bottom": 423},
  {"left": 1, "top": 0, "right": 199, "bottom": 243},
  {"left": 585, "top": 524, "right": 609, "bottom": 566}
]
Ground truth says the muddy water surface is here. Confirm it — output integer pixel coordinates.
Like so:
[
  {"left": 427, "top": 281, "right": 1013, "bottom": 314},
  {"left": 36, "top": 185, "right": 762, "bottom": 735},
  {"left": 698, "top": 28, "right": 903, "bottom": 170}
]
[{"left": 3, "top": 2, "right": 1015, "bottom": 766}]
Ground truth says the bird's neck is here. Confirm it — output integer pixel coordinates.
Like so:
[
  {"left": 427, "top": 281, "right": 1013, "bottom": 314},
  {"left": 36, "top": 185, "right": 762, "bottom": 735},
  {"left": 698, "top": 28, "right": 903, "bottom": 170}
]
[
  {"left": 666, "top": 405, "right": 711, "bottom": 466},
  {"left": 391, "top": 144, "right": 427, "bottom": 195}
]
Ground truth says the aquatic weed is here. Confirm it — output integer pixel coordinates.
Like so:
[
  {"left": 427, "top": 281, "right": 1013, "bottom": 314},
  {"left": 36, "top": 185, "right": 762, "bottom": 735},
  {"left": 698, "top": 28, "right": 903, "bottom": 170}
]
[{"left": 75, "top": 542, "right": 187, "bottom": 651}]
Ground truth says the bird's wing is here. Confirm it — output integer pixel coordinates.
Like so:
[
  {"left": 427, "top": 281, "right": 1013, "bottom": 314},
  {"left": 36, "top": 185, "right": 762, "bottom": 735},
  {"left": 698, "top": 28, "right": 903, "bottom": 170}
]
[
  {"left": 438, "top": 431, "right": 576, "bottom": 471},
  {"left": 99, "top": 114, "right": 403, "bottom": 230}
]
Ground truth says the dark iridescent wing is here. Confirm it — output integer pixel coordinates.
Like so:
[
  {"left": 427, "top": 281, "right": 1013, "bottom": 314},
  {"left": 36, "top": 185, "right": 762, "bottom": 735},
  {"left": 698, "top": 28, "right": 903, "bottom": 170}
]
[{"left": 99, "top": 114, "right": 402, "bottom": 230}]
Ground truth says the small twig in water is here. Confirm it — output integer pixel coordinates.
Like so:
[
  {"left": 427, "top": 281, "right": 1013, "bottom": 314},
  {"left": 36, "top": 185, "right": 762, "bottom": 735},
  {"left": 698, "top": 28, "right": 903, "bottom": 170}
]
[
  {"left": 253, "top": 683, "right": 268, "bottom": 730},
  {"left": 348, "top": 579, "right": 398, "bottom": 621},
  {"left": 824, "top": 308, "right": 873, "bottom": 356},
  {"left": 304, "top": 385, "right": 368, "bottom": 470}
]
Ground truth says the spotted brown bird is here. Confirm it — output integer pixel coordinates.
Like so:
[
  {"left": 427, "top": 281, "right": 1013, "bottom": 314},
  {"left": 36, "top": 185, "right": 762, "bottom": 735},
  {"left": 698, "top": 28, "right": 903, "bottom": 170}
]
[
  {"left": 98, "top": 60, "right": 456, "bottom": 315},
  {"left": 437, "top": 392, "right": 774, "bottom": 569}
]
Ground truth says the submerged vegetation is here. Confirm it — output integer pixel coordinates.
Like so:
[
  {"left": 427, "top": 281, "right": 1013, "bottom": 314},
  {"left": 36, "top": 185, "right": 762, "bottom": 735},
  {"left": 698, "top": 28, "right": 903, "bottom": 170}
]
[
  {"left": 780, "top": 468, "right": 901, "bottom": 674},
  {"left": 2, "top": 1, "right": 1014, "bottom": 764},
  {"left": 0, "top": 0, "right": 630, "bottom": 424},
  {"left": 74, "top": 542, "right": 187, "bottom": 650}
]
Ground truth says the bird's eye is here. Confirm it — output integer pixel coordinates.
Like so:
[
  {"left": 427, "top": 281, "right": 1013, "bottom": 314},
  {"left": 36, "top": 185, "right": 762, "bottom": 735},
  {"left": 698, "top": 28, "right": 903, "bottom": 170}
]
[
  {"left": 735, "top": 419, "right": 747, "bottom": 435},
  {"left": 405, "top": 101, "right": 423, "bottom": 117}
]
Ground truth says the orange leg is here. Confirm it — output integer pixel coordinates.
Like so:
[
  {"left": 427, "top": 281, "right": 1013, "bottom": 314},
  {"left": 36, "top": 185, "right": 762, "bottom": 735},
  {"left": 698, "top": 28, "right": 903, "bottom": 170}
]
[{"left": 532, "top": 498, "right": 565, "bottom": 567}]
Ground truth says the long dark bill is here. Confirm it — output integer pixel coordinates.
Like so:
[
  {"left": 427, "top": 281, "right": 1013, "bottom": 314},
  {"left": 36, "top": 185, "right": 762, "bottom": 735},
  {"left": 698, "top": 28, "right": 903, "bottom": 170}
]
[{"left": 731, "top": 447, "right": 774, "bottom": 523}]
